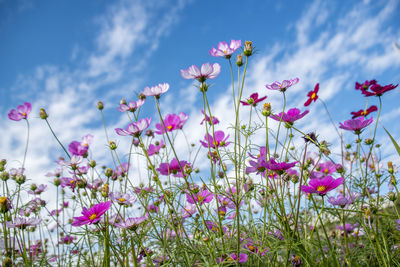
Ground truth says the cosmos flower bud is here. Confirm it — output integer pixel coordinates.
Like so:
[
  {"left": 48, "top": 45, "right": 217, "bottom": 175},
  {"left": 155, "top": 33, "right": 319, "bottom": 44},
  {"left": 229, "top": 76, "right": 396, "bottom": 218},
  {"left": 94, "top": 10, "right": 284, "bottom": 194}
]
[
  {"left": 77, "top": 179, "right": 87, "bottom": 189},
  {"left": 0, "top": 171, "right": 9, "bottom": 181},
  {"left": 388, "top": 192, "right": 396, "bottom": 202},
  {"left": 97, "top": 101, "right": 104, "bottom": 110},
  {"left": 30, "top": 184, "right": 37, "bottom": 191},
  {"left": 101, "top": 183, "right": 109, "bottom": 197},
  {"left": 0, "top": 197, "right": 11, "bottom": 213},
  {"left": 184, "top": 164, "right": 192, "bottom": 176},
  {"left": 109, "top": 141, "right": 117, "bottom": 150},
  {"left": 120, "top": 98, "right": 127, "bottom": 105},
  {"left": 388, "top": 161, "right": 394, "bottom": 174},
  {"left": 38, "top": 108, "right": 48, "bottom": 119},
  {"left": 15, "top": 174, "right": 26, "bottom": 185},
  {"left": 236, "top": 54, "right": 244, "bottom": 67},
  {"left": 105, "top": 168, "right": 113, "bottom": 177},
  {"left": 138, "top": 93, "right": 146, "bottom": 100},
  {"left": 262, "top": 103, "right": 271, "bottom": 116},
  {"left": 89, "top": 160, "right": 96, "bottom": 168},
  {"left": 54, "top": 178, "right": 61, "bottom": 186},
  {"left": 243, "top": 41, "right": 253, "bottom": 57},
  {"left": 364, "top": 138, "right": 373, "bottom": 145}
]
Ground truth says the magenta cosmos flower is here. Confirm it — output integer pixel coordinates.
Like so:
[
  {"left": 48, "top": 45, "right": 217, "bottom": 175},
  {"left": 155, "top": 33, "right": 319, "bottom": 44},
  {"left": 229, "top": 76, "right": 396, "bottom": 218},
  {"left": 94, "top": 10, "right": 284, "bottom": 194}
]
[
  {"left": 240, "top": 93, "right": 267, "bottom": 107},
  {"left": 301, "top": 176, "right": 344, "bottom": 196},
  {"left": 200, "top": 109, "right": 219, "bottom": 125},
  {"left": 142, "top": 83, "right": 169, "bottom": 97},
  {"left": 351, "top": 105, "right": 377, "bottom": 119},
  {"left": 355, "top": 79, "right": 377, "bottom": 90},
  {"left": 8, "top": 102, "right": 32, "bottom": 121},
  {"left": 155, "top": 113, "right": 188, "bottom": 134},
  {"left": 361, "top": 82, "right": 398, "bottom": 97},
  {"left": 271, "top": 108, "right": 309, "bottom": 126},
  {"left": 339, "top": 117, "right": 373, "bottom": 134},
  {"left": 217, "top": 253, "right": 248, "bottom": 264},
  {"left": 266, "top": 158, "right": 297, "bottom": 175},
  {"left": 68, "top": 134, "right": 93, "bottom": 156},
  {"left": 115, "top": 118, "right": 151, "bottom": 136},
  {"left": 266, "top": 78, "right": 299, "bottom": 92},
  {"left": 180, "top": 63, "right": 221, "bottom": 82},
  {"left": 72, "top": 201, "right": 111, "bottom": 226},
  {"left": 209, "top": 40, "right": 241, "bottom": 58},
  {"left": 157, "top": 158, "right": 192, "bottom": 178},
  {"left": 200, "top": 130, "right": 231, "bottom": 148},
  {"left": 148, "top": 140, "right": 165, "bottom": 156},
  {"left": 186, "top": 188, "right": 213, "bottom": 205},
  {"left": 304, "top": 83, "right": 319, "bottom": 106},
  {"left": 118, "top": 99, "right": 145, "bottom": 112}
]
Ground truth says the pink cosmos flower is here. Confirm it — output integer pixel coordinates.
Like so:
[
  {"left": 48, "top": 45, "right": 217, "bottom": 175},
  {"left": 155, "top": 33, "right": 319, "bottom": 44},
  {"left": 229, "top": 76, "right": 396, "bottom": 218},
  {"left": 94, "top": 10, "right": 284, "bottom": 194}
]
[
  {"left": 304, "top": 83, "right": 319, "bottom": 106},
  {"left": 155, "top": 113, "right": 188, "bottom": 134},
  {"left": 266, "top": 78, "right": 299, "bottom": 92},
  {"left": 355, "top": 79, "right": 377, "bottom": 90},
  {"left": 28, "top": 184, "right": 47, "bottom": 195},
  {"left": 205, "top": 220, "right": 227, "bottom": 234},
  {"left": 200, "top": 109, "right": 219, "bottom": 125},
  {"left": 216, "top": 253, "right": 248, "bottom": 264},
  {"left": 339, "top": 117, "right": 373, "bottom": 134},
  {"left": 148, "top": 140, "right": 165, "bottom": 156},
  {"left": 265, "top": 158, "right": 297, "bottom": 175},
  {"left": 8, "top": 102, "right": 32, "bottom": 121},
  {"left": 200, "top": 130, "right": 231, "bottom": 148},
  {"left": 118, "top": 99, "right": 145, "bottom": 112},
  {"left": 186, "top": 188, "right": 213, "bottom": 205},
  {"left": 240, "top": 93, "right": 267, "bottom": 106},
  {"left": 180, "top": 63, "right": 221, "bottom": 82},
  {"left": 71, "top": 201, "right": 111, "bottom": 226},
  {"left": 157, "top": 158, "right": 191, "bottom": 178},
  {"left": 115, "top": 118, "right": 151, "bottom": 137},
  {"left": 68, "top": 134, "right": 93, "bottom": 156},
  {"left": 6, "top": 217, "right": 42, "bottom": 229},
  {"left": 109, "top": 192, "right": 136, "bottom": 205},
  {"left": 209, "top": 40, "right": 241, "bottom": 58},
  {"left": 142, "top": 83, "right": 169, "bottom": 97},
  {"left": 328, "top": 192, "right": 359, "bottom": 207},
  {"left": 301, "top": 176, "right": 344, "bottom": 196},
  {"left": 271, "top": 108, "right": 309, "bottom": 125},
  {"left": 115, "top": 216, "right": 147, "bottom": 230}
]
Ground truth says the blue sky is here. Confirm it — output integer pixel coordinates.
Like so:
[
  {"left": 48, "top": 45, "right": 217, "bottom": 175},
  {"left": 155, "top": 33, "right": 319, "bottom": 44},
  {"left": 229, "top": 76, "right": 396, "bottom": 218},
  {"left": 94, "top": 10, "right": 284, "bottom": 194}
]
[{"left": 1, "top": 0, "right": 400, "bottom": 185}]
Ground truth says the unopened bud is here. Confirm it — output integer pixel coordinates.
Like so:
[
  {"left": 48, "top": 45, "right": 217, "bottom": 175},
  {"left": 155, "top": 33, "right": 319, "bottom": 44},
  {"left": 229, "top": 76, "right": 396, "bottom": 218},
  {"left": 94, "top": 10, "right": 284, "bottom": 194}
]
[
  {"left": 364, "top": 138, "right": 373, "bottom": 145},
  {"left": 236, "top": 54, "right": 244, "bottom": 66},
  {"left": 15, "top": 174, "right": 26, "bottom": 185},
  {"left": 109, "top": 141, "right": 117, "bottom": 150},
  {"left": 97, "top": 101, "right": 104, "bottom": 110},
  {"left": 145, "top": 129, "right": 154, "bottom": 137},
  {"left": 39, "top": 108, "right": 48, "bottom": 119},
  {"left": 262, "top": 103, "right": 271, "bottom": 116},
  {"left": 0, "top": 197, "right": 11, "bottom": 213},
  {"left": 388, "top": 161, "right": 394, "bottom": 174},
  {"left": 0, "top": 171, "right": 9, "bottom": 181},
  {"left": 138, "top": 93, "right": 146, "bottom": 100},
  {"left": 184, "top": 164, "right": 192, "bottom": 176},
  {"left": 194, "top": 168, "right": 200, "bottom": 173},
  {"left": 77, "top": 178, "right": 87, "bottom": 189},
  {"left": 388, "top": 192, "right": 397, "bottom": 202},
  {"left": 101, "top": 183, "right": 109, "bottom": 197},
  {"left": 105, "top": 168, "right": 113, "bottom": 177},
  {"left": 243, "top": 41, "right": 253, "bottom": 57},
  {"left": 200, "top": 82, "right": 209, "bottom": 92},
  {"left": 120, "top": 98, "right": 127, "bottom": 105},
  {"left": 89, "top": 160, "right": 96, "bottom": 168},
  {"left": 54, "top": 178, "right": 61, "bottom": 186},
  {"left": 30, "top": 184, "right": 37, "bottom": 191}
]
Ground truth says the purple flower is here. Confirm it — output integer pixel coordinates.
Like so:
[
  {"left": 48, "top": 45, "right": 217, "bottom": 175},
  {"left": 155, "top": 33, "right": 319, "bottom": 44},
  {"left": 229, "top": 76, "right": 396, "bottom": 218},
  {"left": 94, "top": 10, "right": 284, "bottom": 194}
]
[
  {"left": 181, "top": 205, "right": 197, "bottom": 219},
  {"left": 328, "top": 193, "right": 359, "bottom": 207},
  {"left": 6, "top": 217, "right": 42, "bottom": 229},
  {"left": 142, "top": 83, "right": 169, "bottom": 97},
  {"left": 59, "top": 235, "right": 74, "bottom": 245},
  {"left": 337, "top": 223, "right": 359, "bottom": 234},
  {"left": 361, "top": 82, "right": 398, "bottom": 97},
  {"left": 200, "top": 131, "right": 231, "bottom": 148},
  {"left": 8, "top": 102, "right": 32, "bottom": 121},
  {"left": 271, "top": 108, "right": 309, "bottom": 126},
  {"left": 205, "top": 220, "right": 226, "bottom": 234},
  {"left": 115, "top": 118, "right": 151, "bottom": 137},
  {"left": 109, "top": 192, "right": 136, "bottom": 205},
  {"left": 355, "top": 79, "right": 377, "bottom": 90},
  {"left": 266, "top": 158, "right": 297, "bottom": 175},
  {"left": 200, "top": 109, "right": 219, "bottom": 125},
  {"left": 28, "top": 184, "right": 47, "bottom": 195},
  {"left": 209, "top": 40, "right": 241, "bottom": 58},
  {"left": 240, "top": 93, "right": 267, "bottom": 107},
  {"left": 155, "top": 113, "right": 188, "bottom": 134},
  {"left": 395, "top": 219, "right": 400, "bottom": 231},
  {"left": 116, "top": 216, "right": 147, "bottom": 230},
  {"left": 112, "top": 163, "right": 130, "bottom": 179},
  {"left": 339, "top": 117, "right": 373, "bottom": 134},
  {"left": 217, "top": 253, "right": 248, "bottom": 264},
  {"left": 148, "top": 140, "right": 165, "bottom": 156},
  {"left": 266, "top": 78, "right": 299, "bottom": 92},
  {"left": 71, "top": 201, "right": 111, "bottom": 226},
  {"left": 181, "top": 63, "right": 221, "bottom": 82},
  {"left": 317, "top": 161, "right": 337, "bottom": 176},
  {"left": 301, "top": 176, "right": 344, "bottom": 196},
  {"left": 68, "top": 134, "right": 93, "bottom": 156},
  {"left": 118, "top": 99, "right": 145, "bottom": 112},
  {"left": 157, "top": 158, "right": 191, "bottom": 178},
  {"left": 186, "top": 188, "right": 213, "bottom": 205},
  {"left": 246, "top": 147, "right": 268, "bottom": 175}
]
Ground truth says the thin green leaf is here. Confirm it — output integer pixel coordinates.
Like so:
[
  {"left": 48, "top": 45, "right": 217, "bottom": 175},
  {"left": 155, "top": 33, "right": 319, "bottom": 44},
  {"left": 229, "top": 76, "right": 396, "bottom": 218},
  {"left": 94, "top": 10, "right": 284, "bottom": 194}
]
[{"left": 383, "top": 125, "right": 400, "bottom": 157}]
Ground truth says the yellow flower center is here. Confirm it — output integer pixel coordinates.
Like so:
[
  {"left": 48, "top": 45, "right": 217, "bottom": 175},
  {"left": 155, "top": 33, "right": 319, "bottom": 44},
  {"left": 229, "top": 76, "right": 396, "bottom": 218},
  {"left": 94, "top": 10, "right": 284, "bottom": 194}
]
[
  {"left": 0, "top": 197, "right": 7, "bottom": 204},
  {"left": 227, "top": 258, "right": 233, "bottom": 261},
  {"left": 317, "top": 185, "right": 326, "bottom": 192},
  {"left": 167, "top": 125, "right": 173, "bottom": 130},
  {"left": 89, "top": 214, "right": 97, "bottom": 221},
  {"left": 311, "top": 92, "right": 316, "bottom": 99},
  {"left": 197, "top": 195, "right": 204, "bottom": 202},
  {"left": 219, "top": 210, "right": 226, "bottom": 216},
  {"left": 324, "top": 168, "right": 329, "bottom": 174},
  {"left": 294, "top": 256, "right": 300, "bottom": 261},
  {"left": 70, "top": 180, "right": 75, "bottom": 184},
  {"left": 248, "top": 245, "right": 255, "bottom": 252},
  {"left": 361, "top": 110, "right": 367, "bottom": 116},
  {"left": 118, "top": 198, "right": 126, "bottom": 202},
  {"left": 213, "top": 141, "right": 219, "bottom": 147},
  {"left": 83, "top": 143, "right": 88, "bottom": 146},
  {"left": 222, "top": 200, "right": 228, "bottom": 205}
]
